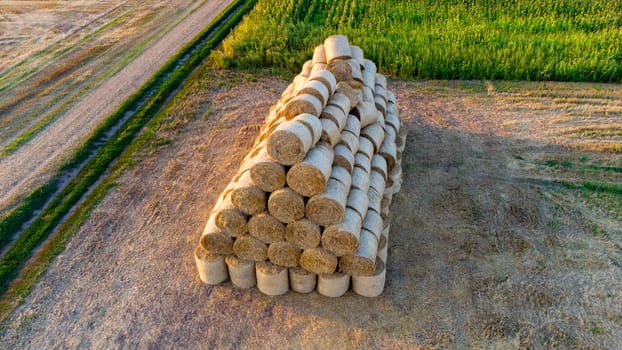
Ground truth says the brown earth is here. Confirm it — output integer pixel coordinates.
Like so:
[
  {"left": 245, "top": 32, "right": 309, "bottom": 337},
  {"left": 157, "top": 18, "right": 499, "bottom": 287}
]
[{"left": 1, "top": 71, "right": 620, "bottom": 348}]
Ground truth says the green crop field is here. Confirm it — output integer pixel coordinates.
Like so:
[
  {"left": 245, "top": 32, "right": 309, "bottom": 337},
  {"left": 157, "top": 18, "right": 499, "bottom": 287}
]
[{"left": 210, "top": 0, "right": 622, "bottom": 82}]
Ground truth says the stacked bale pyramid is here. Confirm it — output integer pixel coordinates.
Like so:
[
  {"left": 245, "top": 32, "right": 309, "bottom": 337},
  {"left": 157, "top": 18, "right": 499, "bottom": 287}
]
[{"left": 194, "top": 35, "right": 406, "bottom": 297}]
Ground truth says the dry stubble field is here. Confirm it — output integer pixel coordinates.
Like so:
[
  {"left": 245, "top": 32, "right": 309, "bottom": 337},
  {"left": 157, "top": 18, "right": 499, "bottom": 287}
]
[{"left": 1, "top": 70, "right": 620, "bottom": 348}]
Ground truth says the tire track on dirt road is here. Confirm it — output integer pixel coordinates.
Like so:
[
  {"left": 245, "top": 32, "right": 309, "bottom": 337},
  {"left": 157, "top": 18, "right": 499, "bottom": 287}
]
[{"left": 0, "top": 0, "right": 233, "bottom": 211}]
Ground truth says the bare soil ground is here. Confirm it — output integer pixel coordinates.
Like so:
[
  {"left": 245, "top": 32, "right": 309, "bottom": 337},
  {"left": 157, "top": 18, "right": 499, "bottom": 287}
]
[
  {"left": 1, "top": 71, "right": 620, "bottom": 349},
  {"left": 0, "top": 0, "right": 233, "bottom": 213}
]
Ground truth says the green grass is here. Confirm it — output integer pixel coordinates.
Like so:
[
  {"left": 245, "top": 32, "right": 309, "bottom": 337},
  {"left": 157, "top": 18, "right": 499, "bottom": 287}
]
[
  {"left": 209, "top": 0, "right": 622, "bottom": 82},
  {"left": 0, "top": 0, "right": 255, "bottom": 306}
]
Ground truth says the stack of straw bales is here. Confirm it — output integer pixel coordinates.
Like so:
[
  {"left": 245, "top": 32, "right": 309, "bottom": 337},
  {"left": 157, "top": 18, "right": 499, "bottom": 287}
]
[{"left": 194, "top": 35, "right": 406, "bottom": 297}]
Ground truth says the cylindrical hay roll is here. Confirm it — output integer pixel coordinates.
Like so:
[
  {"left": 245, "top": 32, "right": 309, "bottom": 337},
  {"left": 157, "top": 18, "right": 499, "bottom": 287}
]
[
  {"left": 371, "top": 154, "right": 388, "bottom": 181},
  {"left": 322, "top": 208, "right": 362, "bottom": 256},
  {"left": 285, "top": 218, "right": 321, "bottom": 249},
  {"left": 233, "top": 234, "right": 268, "bottom": 262},
  {"left": 213, "top": 194, "right": 247, "bottom": 237},
  {"left": 387, "top": 90, "right": 396, "bottom": 104},
  {"left": 292, "top": 74, "right": 309, "bottom": 96},
  {"left": 327, "top": 91, "right": 352, "bottom": 115},
  {"left": 330, "top": 165, "right": 352, "bottom": 189},
  {"left": 362, "top": 86, "right": 374, "bottom": 103},
  {"left": 268, "top": 188, "right": 305, "bottom": 224},
  {"left": 256, "top": 262, "right": 289, "bottom": 296},
  {"left": 294, "top": 113, "right": 323, "bottom": 144},
  {"left": 374, "top": 85, "right": 388, "bottom": 105},
  {"left": 225, "top": 255, "right": 256, "bottom": 289},
  {"left": 280, "top": 93, "right": 323, "bottom": 119},
  {"left": 317, "top": 273, "right": 350, "bottom": 298},
  {"left": 311, "top": 63, "right": 327, "bottom": 74},
  {"left": 375, "top": 73, "right": 387, "bottom": 90},
  {"left": 352, "top": 258, "right": 386, "bottom": 297},
  {"left": 287, "top": 142, "right": 334, "bottom": 197},
  {"left": 357, "top": 136, "right": 376, "bottom": 161},
  {"left": 354, "top": 151, "right": 372, "bottom": 173},
  {"left": 346, "top": 188, "right": 369, "bottom": 220},
  {"left": 231, "top": 171, "right": 266, "bottom": 215},
  {"left": 320, "top": 118, "right": 341, "bottom": 146},
  {"left": 280, "top": 82, "right": 296, "bottom": 103},
  {"left": 340, "top": 130, "right": 359, "bottom": 154},
  {"left": 306, "top": 178, "right": 348, "bottom": 226},
  {"left": 348, "top": 59, "right": 363, "bottom": 85},
  {"left": 249, "top": 149, "right": 286, "bottom": 192},
  {"left": 375, "top": 109, "right": 385, "bottom": 128},
  {"left": 301, "top": 60, "right": 312, "bottom": 77},
  {"left": 327, "top": 59, "right": 352, "bottom": 82},
  {"left": 362, "top": 59, "right": 377, "bottom": 88},
  {"left": 299, "top": 80, "right": 330, "bottom": 106},
  {"left": 353, "top": 101, "right": 378, "bottom": 128},
  {"left": 336, "top": 82, "right": 362, "bottom": 108},
  {"left": 324, "top": 34, "right": 352, "bottom": 62},
  {"left": 381, "top": 190, "right": 393, "bottom": 211},
  {"left": 200, "top": 215, "right": 234, "bottom": 254},
  {"left": 343, "top": 114, "right": 361, "bottom": 138},
  {"left": 351, "top": 167, "right": 371, "bottom": 192},
  {"left": 339, "top": 229, "right": 378, "bottom": 276},
  {"left": 194, "top": 246, "right": 228, "bottom": 285},
  {"left": 333, "top": 144, "right": 354, "bottom": 172},
  {"left": 268, "top": 241, "right": 301, "bottom": 267},
  {"left": 368, "top": 174, "right": 385, "bottom": 214},
  {"left": 350, "top": 45, "right": 364, "bottom": 68},
  {"left": 320, "top": 105, "right": 347, "bottom": 130},
  {"left": 248, "top": 212, "right": 285, "bottom": 244},
  {"left": 361, "top": 123, "right": 385, "bottom": 152},
  {"left": 300, "top": 247, "right": 338, "bottom": 274},
  {"left": 289, "top": 267, "right": 317, "bottom": 293},
  {"left": 267, "top": 119, "right": 314, "bottom": 165},
  {"left": 374, "top": 95, "right": 387, "bottom": 116},
  {"left": 370, "top": 170, "right": 386, "bottom": 196},
  {"left": 379, "top": 131, "right": 397, "bottom": 172},
  {"left": 312, "top": 44, "right": 326, "bottom": 65},
  {"left": 385, "top": 110, "right": 401, "bottom": 135},
  {"left": 377, "top": 234, "right": 388, "bottom": 263},
  {"left": 362, "top": 210, "right": 383, "bottom": 241},
  {"left": 308, "top": 69, "right": 337, "bottom": 95}
]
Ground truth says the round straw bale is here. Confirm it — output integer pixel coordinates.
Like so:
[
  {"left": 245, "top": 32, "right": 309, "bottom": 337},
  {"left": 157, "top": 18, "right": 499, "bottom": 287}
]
[
  {"left": 352, "top": 257, "right": 386, "bottom": 297},
  {"left": 248, "top": 212, "right": 285, "bottom": 244},
  {"left": 374, "top": 95, "right": 387, "bottom": 116},
  {"left": 333, "top": 144, "right": 354, "bottom": 172},
  {"left": 256, "top": 262, "right": 289, "bottom": 296},
  {"left": 268, "top": 187, "right": 305, "bottom": 224},
  {"left": 352, "top": 101, "right": 378, "bottom": 128},
  {"left": 375, "top": 74, "right": 387, "bottom": 90},
  {"left": 312, "top": 44, "right": 326, "bottom": 65},
  {"left": 213, "top": 194, "right": 247, "bottom": 237},
  {"left": 306, "top": 178, "right": 348, "bottom": 226},
  {"left": 350, "top": 45, "right": 364, "bottom": 68},
  {"left": 301, "top": 60, "right": 312, "bottom": 77},
  {"left": 285, "top": 218, "right": 321, "bottom": 249},
  {"left": 233, "top": 234, "right": 268, "bottom": 262},
  {"left": 194, "top": 246, "right": 228, "bottom": 285},
  {"left": 317, "top": 272, "right": 350, "bottom": 298},
  {"left": 343, "top": 114, "right": 361, "bottom": 137},
  {"left": 357, "top": 137, "right": 375, "bottom": 161},
  {"left": 322, "top": 208, "right": 362, "bottom": 256},
  {"left": 375, "top": 109, "right": 385, "bottom": 128},
  {"left": 368, "top": 174, "right": 385, "bottom": 214},
  {"left": 267, "top": 119, "right": 314, "bottom": 165},
  {"left": 298, "top": 80, "right": 330, "bottom": 106},
  {"left": 361, "top": 123, "right": 385, "bottom": 152},
  {"left": 339, "top": 130, "right": 359, "bottom": 154},
  {"left": 268, "top": 241, "right": 301, "bottom": 267},
  {"left": 327, "top": 59, "right": 352, "bottom": 82},
  {"left": 280, "top": 93, "right": 323, "bottom": 119},
  {"left": 346, "top": 188, "right": 369, "bottom": 220},
  {"left": 300, "top": 247, "right": 338, "bottom": 274},
  {"left": 377, "top": 235, "right": 388, "bottom": 263},
  {"left": 249, "top": 150, "right": 286, "bottom": 192},
  {"left": 231, "top": 171, "right": 266, "bottom": 215},
  {"left": 339, "top": 229, "right": 378, "bottom": 276},
  {"left": 371, "top": 154, "right": 388, "bottom": 181},
  {"left": 320, "top": 118, "right": 341, "bottom": 146},
  {"left": 370, "top": 170, "right": 386, "bottom": 195},
  {"left": 280, "top": 82, "right": 296, "bottom": 103},
  {"left": 354, "top": 152, "right": 371, "bottom": 172},
  {"left": 324, "top": 34, "right": 352, "bottom": 62},
  {"left": 308, "top": 69, "right": 337, "bottom": 95},
  {"left": 292, "top": 74, "right": 308, "bottom": 95},
  {"left": 374, "top": 84, "right": 387, "bottom": 103},
  {"left": 336, "top": 82, "right": 362, "bottom": 107},
  {"left": 320, "top": 105, "right": 347, "bottom": 130},
  {"left": 225, "top": 255, "right": 256, "bottom": 289},
  {"left": 311, "top": 63, "right": 327, "bottom": 74},
  {"left": 327, "top": 91, "right": 352, "bottom": 115},
  {"left": 348, "top": 59, "right": 363, "bottom": 84},
  {"left": 293, "top": 113, "right": 322, "bottom": 144},
  {"left": 387, "top": 90, "right": 396, "bottom": 104},
  {"left": 378, "top": 138, "right": 397, "bottom": 174},
  {"left": 362, "top": 59, "right": 377, "bottom": 88},
  {"left": 330, "top": 165, "right": 352, "bottom": 189},
  {"left": 362, "top": 210, "right": 383, "bottom": 241},
  {"left": 287, "top": 142, "right": 334, "bottom": 197},
  {"left": 351, "top": 166, "right": 371, "bottom": 192},
  {"left": 362, "top": 86, "right": 374, "bottom": 102},
  {"left": 381, "top": 190, "right": 393, "bottom": 211},
  {"left": 200, "top": 216, "right": 234, "bottom": 254},
  {"left": 385, "top": 109, "right": 401, "bottom": 135},
  {"left": 289, "top": 267, "right": 317, "bottom": 293}
]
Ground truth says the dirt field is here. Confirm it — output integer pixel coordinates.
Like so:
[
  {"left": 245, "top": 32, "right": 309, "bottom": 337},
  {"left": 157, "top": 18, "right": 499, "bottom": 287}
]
[
  {"left": 1, "top": 71, "right": 620, "bottom": 348},
  {"left": 0, "top": 0, "right": 233, "bottom": 213}
]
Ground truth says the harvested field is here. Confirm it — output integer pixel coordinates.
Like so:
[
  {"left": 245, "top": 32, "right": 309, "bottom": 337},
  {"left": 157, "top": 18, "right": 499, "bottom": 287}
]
[{"left": 1, "top": 70, "right": 620, "bottom": 348}]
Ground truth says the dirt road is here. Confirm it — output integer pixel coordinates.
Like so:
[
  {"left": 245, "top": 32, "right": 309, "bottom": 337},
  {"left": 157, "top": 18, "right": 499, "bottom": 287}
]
[
  {"left": 0, "top": 0, "right": 233, "bottom": 211},
  {"left": 1, "top": 72, "right": 619, "bottom": 348}
]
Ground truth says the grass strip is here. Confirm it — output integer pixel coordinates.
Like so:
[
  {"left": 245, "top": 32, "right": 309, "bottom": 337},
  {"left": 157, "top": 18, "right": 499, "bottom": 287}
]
[
  {"left": 559, "top": 180, "right": 622, "bottom": 196},
  {"left": 0, "top": 0, "right": 255, "bottom": 302}
]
